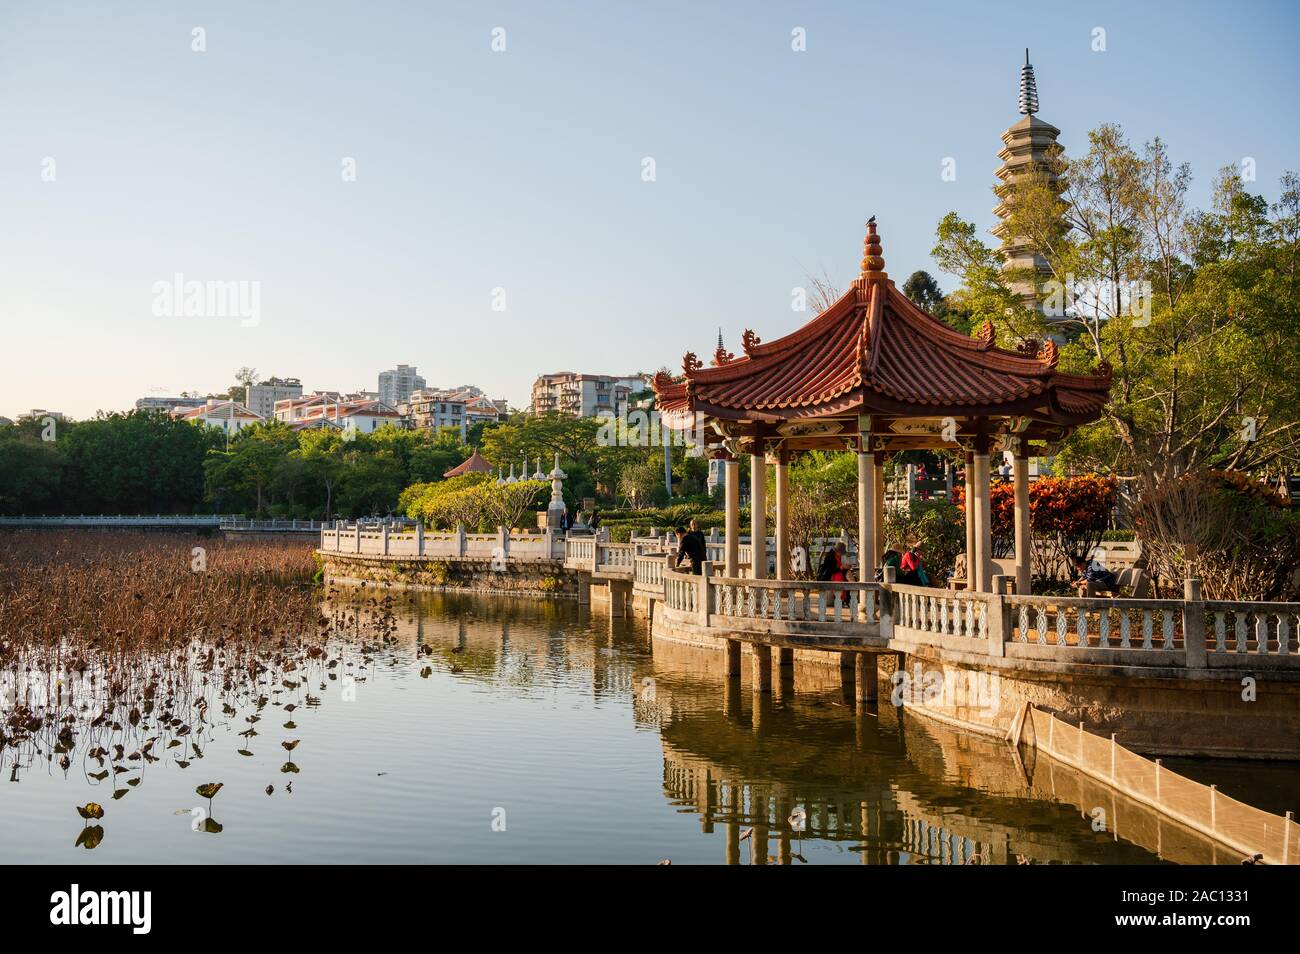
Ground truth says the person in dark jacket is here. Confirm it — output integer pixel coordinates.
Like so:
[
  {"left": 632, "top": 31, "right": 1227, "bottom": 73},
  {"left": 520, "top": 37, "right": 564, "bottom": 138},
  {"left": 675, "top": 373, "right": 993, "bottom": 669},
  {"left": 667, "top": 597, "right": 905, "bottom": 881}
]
[{"left": 675, "top": 520, "right": 707, "bottom": 574}]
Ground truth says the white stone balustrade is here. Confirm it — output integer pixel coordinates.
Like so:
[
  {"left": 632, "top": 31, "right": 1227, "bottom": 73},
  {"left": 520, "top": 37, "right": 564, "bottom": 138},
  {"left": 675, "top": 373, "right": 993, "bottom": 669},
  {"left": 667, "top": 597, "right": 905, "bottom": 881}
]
[{"left": 321, "top": 522, "right": 563, "bottom": 561}]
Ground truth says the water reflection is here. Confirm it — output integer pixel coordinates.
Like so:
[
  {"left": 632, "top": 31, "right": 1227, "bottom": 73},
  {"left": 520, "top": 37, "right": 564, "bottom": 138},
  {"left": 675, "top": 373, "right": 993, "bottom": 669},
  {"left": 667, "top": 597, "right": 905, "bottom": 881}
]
[{"left": 0, "top": 588, "right": 1281, "bottom": 864}]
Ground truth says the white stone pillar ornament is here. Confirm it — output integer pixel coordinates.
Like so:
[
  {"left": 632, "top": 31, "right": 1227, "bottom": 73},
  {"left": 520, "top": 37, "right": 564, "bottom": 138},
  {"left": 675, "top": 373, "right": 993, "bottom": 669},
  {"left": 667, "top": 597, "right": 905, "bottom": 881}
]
[{"left": 547, "top": 452, "right": 567, "bottom": 528}]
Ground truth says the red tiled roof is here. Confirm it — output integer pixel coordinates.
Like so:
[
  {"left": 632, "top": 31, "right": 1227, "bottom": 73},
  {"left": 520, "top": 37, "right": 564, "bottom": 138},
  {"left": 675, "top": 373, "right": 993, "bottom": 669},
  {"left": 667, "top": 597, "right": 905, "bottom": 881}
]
[
  {"left": 443, "top": 448, "right": 494, "bottom": 478},
  {"left": 655, "top": 220, "right": 1110, "bottom": 429}
]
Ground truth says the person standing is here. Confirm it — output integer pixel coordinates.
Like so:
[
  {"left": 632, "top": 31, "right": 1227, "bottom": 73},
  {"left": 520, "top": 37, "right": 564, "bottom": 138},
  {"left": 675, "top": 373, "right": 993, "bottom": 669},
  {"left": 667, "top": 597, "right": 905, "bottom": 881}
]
[{"left": 674, "top": 519, "right": 707, "bottom": 574}]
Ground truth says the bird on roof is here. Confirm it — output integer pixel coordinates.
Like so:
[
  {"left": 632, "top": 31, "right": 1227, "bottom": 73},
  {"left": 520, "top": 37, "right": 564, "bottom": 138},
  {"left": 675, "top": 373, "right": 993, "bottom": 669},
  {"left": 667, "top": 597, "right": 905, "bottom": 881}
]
[{"left": 868, "top": 214, "right": 876, "bottom": 225}]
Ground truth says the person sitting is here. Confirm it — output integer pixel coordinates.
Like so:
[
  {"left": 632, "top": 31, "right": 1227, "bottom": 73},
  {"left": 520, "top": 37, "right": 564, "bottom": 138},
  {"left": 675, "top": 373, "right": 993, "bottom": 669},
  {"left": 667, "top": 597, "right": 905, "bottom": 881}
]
[
  {"left": 818, "top": 542, "right": 850, "bottom": 602},
  {"left": 898, "top": 540, "right": 929, "bottom": 586},
  {"left": 877, "top": 548, "right": 902, "bottom": 582},
  {"left": 674, "top": 520, "right": 707, "bottom": 575},
  {"left": 1072, "top": 554, "right": 1119, "bottom": 595}
]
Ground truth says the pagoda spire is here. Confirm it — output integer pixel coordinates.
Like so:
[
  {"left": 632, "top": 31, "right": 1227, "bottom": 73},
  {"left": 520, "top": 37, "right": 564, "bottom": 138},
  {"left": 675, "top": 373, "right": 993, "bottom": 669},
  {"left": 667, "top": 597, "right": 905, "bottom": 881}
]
[
  {"left": 1019, "top": 48, "right": 1039, "bottom": 115},
  {"left": 711, "top": 327, "right": 735, "bottom": 366}
]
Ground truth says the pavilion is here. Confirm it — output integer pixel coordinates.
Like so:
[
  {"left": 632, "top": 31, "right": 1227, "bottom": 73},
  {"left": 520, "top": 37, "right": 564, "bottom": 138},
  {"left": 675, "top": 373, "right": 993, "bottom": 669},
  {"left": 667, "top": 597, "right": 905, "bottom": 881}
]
[
  {"left": 652, "top": 219, "right": 1112, "bottom": 593},
  {"left": 443, "top": 447, "right": 494, "bottom": 479}
]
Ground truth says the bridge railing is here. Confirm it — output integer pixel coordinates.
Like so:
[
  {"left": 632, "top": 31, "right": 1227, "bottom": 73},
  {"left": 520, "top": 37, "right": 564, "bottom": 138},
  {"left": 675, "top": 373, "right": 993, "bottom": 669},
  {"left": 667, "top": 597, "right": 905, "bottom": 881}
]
[
  {"left": 711, "top": 576, "right": 884, "bottom": 628},
  {"left": 1205, "top": 600, "right": 1300, "bottom": 657},
  {"left": 634, "top": 552, "right": 666, "bottom": 589},
  {"left": 597, "top": 542, "right": 636, "bottom": 571},
  {"left": 659, "top": 562, "right": 884, "bottom": 638},
  {"left": 321, "top": 523, "right": 562, "bottom": 561},
  {"left": 221, "top": 518, "right": 327, "bottom": 531},
  {"left": 650, "top": 565, "right": 1300, "bottom": 669},
  {"left": 1006, "top": 594, "right": 1188, "bottom": 651},
  {"left": 0, "top": 514, "right": 238, "bottom": 527},
  {"left": 892, "top": 584, "right": 992, "bottom": 644}
]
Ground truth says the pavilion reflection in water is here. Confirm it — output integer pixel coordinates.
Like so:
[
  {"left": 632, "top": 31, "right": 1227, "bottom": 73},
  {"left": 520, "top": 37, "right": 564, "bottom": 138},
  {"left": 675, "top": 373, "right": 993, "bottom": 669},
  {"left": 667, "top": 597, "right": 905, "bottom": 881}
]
[{"left": 344, "top": 590, "right": 1235, "bottom": 865}]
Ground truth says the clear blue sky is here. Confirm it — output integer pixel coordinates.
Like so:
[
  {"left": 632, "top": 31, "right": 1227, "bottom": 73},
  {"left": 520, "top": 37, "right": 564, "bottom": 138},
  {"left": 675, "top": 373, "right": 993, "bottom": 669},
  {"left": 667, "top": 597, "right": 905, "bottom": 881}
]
[{"left": 2, "top": 0, "right": 1297, "bottom": 420}]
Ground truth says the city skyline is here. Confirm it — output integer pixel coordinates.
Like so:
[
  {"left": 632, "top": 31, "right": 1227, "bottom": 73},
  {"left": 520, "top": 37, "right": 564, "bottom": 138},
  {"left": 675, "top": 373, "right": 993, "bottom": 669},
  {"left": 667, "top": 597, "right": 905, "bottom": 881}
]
[{"left": 3, "top": 0, "right": 1298, "bottom": 420}]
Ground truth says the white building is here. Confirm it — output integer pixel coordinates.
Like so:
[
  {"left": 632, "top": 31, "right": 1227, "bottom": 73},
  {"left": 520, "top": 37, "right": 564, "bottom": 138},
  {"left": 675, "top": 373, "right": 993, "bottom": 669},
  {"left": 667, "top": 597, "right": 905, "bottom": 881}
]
[
  {"left": 174, "top": 399, "right": 264, "bottom": 435},
  {"left": 279, "top": 395, "right": 403, "bottom": 435},
  {"left": 245, "top": 377, "right": 303, "bottom": 419},
  {"left": 135, "top": 396, "right": 208, "bottom": 413},
  {"left": 378, "top": 364, "right": 426, "bottom": 408},
  {"left": 407, "top": 389, "right": 467, "bottom": 437},
  {"left": 530, "top": 372, "right": 645, "bottom": 417}
]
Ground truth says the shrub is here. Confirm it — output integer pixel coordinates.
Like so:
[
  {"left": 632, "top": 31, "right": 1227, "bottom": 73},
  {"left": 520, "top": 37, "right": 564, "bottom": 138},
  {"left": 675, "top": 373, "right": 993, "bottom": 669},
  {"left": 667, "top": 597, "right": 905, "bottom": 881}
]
[
  {"left": 1132, "top": 471, "right": 1300, "bottom": 600},
  {"left": 954, "top": 473, "right": 1117, "bottom": 583},
  {"left": 882, "top": 499, "right": 965, "bottom": 581}
]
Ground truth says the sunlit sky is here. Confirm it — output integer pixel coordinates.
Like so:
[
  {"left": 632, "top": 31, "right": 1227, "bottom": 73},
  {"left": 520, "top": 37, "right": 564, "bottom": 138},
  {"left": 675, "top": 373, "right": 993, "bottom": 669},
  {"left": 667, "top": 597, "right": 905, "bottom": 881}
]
[{"left": 2, "top": 0, "right": 1297, "bottom": 420}]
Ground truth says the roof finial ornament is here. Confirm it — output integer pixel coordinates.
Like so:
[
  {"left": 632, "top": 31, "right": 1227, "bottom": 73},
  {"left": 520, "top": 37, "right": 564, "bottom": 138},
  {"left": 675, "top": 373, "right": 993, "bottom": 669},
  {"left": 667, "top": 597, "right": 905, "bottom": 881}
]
[
  {"left": 859, "top": 215, "right": 886, "bottom": 281},
  {"left": 1019, "top": 48, "right": 1039, "bottom": 115}
]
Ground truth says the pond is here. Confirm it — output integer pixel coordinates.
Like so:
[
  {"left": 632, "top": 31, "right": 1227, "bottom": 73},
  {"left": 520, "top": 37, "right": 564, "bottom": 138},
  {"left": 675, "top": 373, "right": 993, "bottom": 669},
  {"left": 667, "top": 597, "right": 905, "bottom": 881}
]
[{"left": 9, "top": 583, "right": 1289, "bottom": 865}]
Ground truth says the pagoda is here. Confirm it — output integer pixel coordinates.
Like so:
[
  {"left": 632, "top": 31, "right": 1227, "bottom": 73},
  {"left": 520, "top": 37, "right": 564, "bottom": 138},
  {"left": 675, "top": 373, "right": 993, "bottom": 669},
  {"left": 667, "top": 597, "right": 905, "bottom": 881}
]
[{"left": 991, "top": 50, "right": 1065, "bottom": 314}]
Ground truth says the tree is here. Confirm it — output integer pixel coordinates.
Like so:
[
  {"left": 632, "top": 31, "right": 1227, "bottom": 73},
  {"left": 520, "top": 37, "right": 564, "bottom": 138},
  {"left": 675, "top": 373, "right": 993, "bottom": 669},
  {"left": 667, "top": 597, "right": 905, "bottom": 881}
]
[
  {"left": 203, "top": 422, "right": 297, "bottom": 516},
  {"left": 617, "top": 456, "right": 664, "bottom": 509},
  {"left": 902, "top": 270, "right": 946, "bottom": 314},
  {"left": 933, "top": 120, "right": 1300, "bottom": 482},
  {"left": 294, "top": 429, "right": 346, "bottom": 520},
  {"left": 0, "top": 432, "right": 63, "bottom": 514}
]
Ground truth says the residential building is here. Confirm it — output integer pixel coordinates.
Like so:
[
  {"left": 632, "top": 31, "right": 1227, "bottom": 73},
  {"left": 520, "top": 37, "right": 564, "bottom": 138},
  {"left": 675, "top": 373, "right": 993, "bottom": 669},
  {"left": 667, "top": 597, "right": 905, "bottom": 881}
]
[
  {"left": 135, "top": 396, "right": 208, "bottom": 413},
  {"left": 245, "top": 377, "right": 303, "bottom": 419},
  {"left": 19, "top": 409, "right": 65, "bottom": 421},
  {"left": 530, "top": 372, "right": 645, "bottom": 417},
  {"left": 407, "top": 388, "right": 467, "bottom": 438},
  {"left": 278, "top": 395, "right": 403, "bottom": 435},
  {"left": 274, "top": 391, "right": 376, "bottom": 423},
  {"left": 377, "top": 364, "right": 426, "bottom": 407},
  {"left": 173, "top": 399, "right": 264, "bottom": 435}
]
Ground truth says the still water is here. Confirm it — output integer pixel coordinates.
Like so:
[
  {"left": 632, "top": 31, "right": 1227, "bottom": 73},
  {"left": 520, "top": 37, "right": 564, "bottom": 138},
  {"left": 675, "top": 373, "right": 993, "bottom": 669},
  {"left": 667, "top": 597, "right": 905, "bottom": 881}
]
[{"left": 2, "top": 591, "right": 1279, "bottom": 864}]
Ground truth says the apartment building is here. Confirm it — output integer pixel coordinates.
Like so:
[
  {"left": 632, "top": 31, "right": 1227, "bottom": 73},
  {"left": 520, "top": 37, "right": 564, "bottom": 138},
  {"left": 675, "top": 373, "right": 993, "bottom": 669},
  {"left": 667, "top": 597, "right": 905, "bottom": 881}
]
[
  {"left": 406, "top": 388, "right": 467, "bottom": 437},
  {"left": 245, "top": 377, "right": 303, "bottom": 419},
  {"left": 377, "top": 364, "right": 426, "bottom": 408},
  {"left": 530, "top": 372, "right": 645, "bottom": 417}
]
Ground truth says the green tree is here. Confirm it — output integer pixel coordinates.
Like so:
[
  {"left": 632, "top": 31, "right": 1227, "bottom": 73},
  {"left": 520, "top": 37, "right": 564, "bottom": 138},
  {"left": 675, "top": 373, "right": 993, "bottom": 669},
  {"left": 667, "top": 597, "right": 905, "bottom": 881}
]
[{"left": 0, "top": 431, "right": 64, "bottom": 514}]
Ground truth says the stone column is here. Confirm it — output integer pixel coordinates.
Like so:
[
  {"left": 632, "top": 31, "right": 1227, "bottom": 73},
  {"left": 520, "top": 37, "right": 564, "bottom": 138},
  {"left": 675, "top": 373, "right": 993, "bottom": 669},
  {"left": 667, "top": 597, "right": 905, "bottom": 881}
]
[
  {"left": 724, "top": 456, "right": 740, "bottom": 577},
  {"left": 750, "top": 451, "right": 767, "bottom": 579},
  {"left": 963, "top": 450, "right": 976, "bottom": 591},
  {"left": 858, "top": 449, "right": 877, "bottom": 583},
  {"left": 774, "top": 451, "right": 790, "bottom": 580},
  {"left": 725, "top": 638, "right": 742, "bottom": 679},
  {"left": 1012, "top": 447, "right": 1031, "bottom": 595},
  {"left": 973, "top": 441, "right": 993, "bottom": 592},
  {"left": 874, "top": 457, "right": 886, "bottom": 561},
  {"left": 751, "top": 644, "right": 772, "bottom": 694},
  {"left": 855, "top": 653, "right": 878, "bottom": 703}
]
